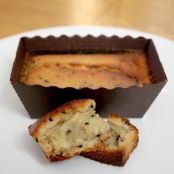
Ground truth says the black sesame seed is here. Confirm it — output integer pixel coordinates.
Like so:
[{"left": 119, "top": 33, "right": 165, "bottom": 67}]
[
  {"left": 116, "top": 135, "right": 121, "bottom": 142},
  {"left": 36, "top": 138, "right": 38, "bottom": 143},
  {"left": 85, "top": 122, "right": 89, "bottom": 125},
  {"left": 90, "top": 104, "right": 94, "bottom": 109},
  {"left": 78, "top": 145, "right": 83, "bottom": 148},
  {"left": 66, "top": 129, "right": 71, "bottom": 134},
  {"left": 91, "top": 114, "right": 95, "bottom": 117},
  {"left": 61, "top": 111, "right": 66, "bottom": 114},
  {"left": 49, "top": 118, "right": 53, "bottom": 121},
  {"left": 96, "top": 134, "right": 101, "bottom": 137},
  {"left": 125, "top": 120, "right": 130, "bottom": 125}
]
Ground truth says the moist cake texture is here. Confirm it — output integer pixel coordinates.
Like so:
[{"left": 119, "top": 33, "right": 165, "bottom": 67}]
[
  {"left": 29, "top": 99, "right": 138, "bottom": 165},
  {"left": 21, "top": 52, "right": 153, "bottom": 89}
]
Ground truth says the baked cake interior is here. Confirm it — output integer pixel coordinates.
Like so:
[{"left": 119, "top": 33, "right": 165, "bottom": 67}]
[
  {"left": 20, "top": 52, "right": 153, "bottom": 89},
  {"left": 34, "top": 103, "right": 110, "bottom": 158},
  {"left": 104, "top": 114, "right": 137, "bottom": 150}
]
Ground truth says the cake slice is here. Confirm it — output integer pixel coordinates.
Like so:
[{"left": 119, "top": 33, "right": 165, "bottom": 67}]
[
  {"left": 81, "top": 113, "right": 138, "bottom": 166},
  {"left": 29, "top": 99, "right": 138, "bottom": 165},
  {"left": 28, "top": 99, "right": 111, "bottom": 161}
]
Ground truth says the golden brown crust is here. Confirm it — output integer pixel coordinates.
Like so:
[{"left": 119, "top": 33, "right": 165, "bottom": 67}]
[
  {"left": 81, "top": 150, "right": 126, "bottom": 166},
  {"left": 48, "top": 155, "right": 72, "bottom": 162},
  {"left": 28, "top": 99, "right": 95, "bottom": 138},
  {"left": 81, "top": 113, "right": 139, "bottom": 166},
  {"left": 21, "top": 53, "right": 152, "bottom": 89}
]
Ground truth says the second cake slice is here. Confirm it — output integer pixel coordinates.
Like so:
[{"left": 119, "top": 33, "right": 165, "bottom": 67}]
[{"left": 81, "top": 113, "right": 138, "bottom": 166}]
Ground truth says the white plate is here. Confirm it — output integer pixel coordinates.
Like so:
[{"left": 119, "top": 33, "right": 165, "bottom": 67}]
[{"left": 0, "top": 26, "right": 173, "bottom": 174}]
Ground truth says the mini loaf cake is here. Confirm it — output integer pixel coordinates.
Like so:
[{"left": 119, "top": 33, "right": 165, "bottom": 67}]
[
  {"left": 21, "top": 52, "right": 153, "bottom": 89},
  {"left": 11, "top": 36, "right": 167, "bottom": 118},
  {"left": 29, "top": 99, "right": 138, "bottom": 166}
]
